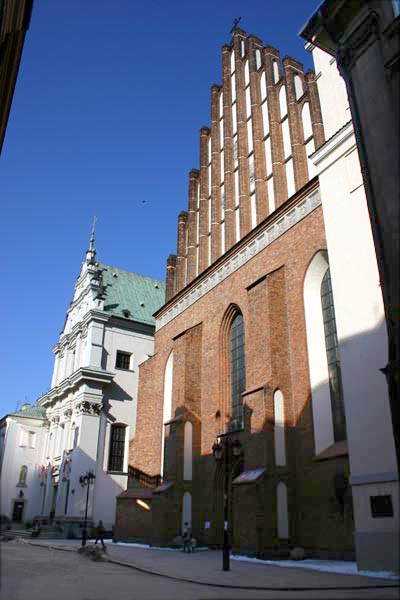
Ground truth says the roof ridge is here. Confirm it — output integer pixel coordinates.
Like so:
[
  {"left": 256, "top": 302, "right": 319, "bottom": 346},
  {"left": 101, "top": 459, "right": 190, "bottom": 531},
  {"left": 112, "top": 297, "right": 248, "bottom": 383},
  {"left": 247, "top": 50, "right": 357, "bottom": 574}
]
[
  {"left": 98, "top": 263, "right": 165, "bottom": 284},
  {"left": 9, "top": 405, "right": 47, "bottom": 419}
]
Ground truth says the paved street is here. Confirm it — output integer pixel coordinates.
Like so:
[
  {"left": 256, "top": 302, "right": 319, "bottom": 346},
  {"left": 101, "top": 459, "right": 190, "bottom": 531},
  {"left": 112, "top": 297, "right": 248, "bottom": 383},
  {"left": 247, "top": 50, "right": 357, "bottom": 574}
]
[{"left": 1, "top": 539, "right": 398, "bottom": 600}]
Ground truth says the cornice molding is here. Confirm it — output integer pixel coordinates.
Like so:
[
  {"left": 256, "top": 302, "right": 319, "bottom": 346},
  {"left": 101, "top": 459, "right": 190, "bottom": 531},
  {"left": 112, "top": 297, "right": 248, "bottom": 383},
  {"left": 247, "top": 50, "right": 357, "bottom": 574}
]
[
  {"left": 156, "top": 186, "right": 321, "bottom": 331},
  {"left": 336, "top": 10, "right": 380, "bottom": 74},
  {"left": 310, "top": 121, "right": 354, "bottom": 166},
  {"left": 54, "top": 309, "right": 111, "bottom": 352},
  {"left": 38, "top": 367, "right": 114, "bottom": 406}
]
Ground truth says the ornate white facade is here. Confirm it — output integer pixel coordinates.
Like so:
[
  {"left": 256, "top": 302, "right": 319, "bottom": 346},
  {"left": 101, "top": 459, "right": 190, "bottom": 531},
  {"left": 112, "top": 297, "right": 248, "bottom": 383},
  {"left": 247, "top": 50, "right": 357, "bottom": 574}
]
[{"left": 0, "top": 238, "right": 165, "bottom": 532}]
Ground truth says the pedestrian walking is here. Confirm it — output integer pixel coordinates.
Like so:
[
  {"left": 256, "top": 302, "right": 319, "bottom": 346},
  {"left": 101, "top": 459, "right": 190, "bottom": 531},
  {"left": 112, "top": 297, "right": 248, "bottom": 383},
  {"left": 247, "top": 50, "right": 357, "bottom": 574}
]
[
  {"left": 94, "top": 520, "right": 106, "bottom": 550},
  {"left": 182, "top": 522, "right": 192, "bottom": 553}
]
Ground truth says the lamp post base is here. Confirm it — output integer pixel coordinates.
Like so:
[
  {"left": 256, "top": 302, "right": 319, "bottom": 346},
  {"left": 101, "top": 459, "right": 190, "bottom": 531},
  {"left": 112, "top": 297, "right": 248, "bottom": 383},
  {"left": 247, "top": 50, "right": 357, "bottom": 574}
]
[{"left": 223, "top": 529, "right": 230, "bottom": 570}]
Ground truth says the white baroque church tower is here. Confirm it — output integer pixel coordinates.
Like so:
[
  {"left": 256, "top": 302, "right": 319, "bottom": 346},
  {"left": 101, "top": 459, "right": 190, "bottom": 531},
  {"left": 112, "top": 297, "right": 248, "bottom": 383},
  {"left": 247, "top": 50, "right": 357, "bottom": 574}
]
[{"left": 0, "top": 232, "right": 165, "bottom": 533}]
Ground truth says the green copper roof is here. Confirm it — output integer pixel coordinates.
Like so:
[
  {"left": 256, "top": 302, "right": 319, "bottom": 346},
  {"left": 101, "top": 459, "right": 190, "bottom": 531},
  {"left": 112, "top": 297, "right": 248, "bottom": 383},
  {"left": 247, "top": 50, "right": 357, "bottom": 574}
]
[
  {"left": 10, "top": 405, "right": 47, "bottom": 419},
  {"left": 99, "top": 264, "right": 165, "bottom": 326}
]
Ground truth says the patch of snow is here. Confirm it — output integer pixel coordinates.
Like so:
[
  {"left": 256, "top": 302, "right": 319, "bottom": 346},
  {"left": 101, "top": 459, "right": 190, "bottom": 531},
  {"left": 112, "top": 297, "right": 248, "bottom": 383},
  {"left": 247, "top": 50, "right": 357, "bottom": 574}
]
[
  {"left": 103, "top": 540, "right": 180, "bottom": 551},
  {"left": 102, "top": 540, "right": 151, "bottom": 548},
  {"left": 231, "top": 555, "right": 399, "bottom": 580}
]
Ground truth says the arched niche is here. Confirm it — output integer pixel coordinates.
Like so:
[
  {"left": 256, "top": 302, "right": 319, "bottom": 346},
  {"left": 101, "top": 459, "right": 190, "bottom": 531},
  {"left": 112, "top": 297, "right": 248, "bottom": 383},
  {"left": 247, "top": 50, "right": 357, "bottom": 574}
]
[
  {"left": 276, "top": 481, "right": 289, "bottom": 539},
  {"left": 181, "top": 491, "right": 192, "bottom": 531},
  {"left": 294, "top": 74, "right": 303, "bottom": 100},
  {"left": 161, "top": 351, "right": 174, "bottom": 477},
  {"left": 274, "top": 390, "right": 286, "bottom": 466},
  {"left": 183, "top": 421, "right": 193, "bottom": 481},
  {"left": 303, "top": 251, "right": 334, "bottom": 454}
]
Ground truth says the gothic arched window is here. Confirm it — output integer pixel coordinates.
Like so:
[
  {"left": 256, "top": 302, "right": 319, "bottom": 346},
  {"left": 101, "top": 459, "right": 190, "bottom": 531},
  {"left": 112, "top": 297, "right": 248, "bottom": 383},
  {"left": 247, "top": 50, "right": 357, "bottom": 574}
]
[
  {"left": 321, "top": 269, "right": 346, "bottom": 441},
  {"left": 230, "top": 313, "right": 246, "bottom": 430}
]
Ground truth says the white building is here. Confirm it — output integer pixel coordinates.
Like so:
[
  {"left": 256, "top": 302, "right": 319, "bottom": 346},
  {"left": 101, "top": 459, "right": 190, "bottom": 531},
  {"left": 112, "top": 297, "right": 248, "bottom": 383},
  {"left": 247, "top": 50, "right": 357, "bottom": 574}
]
[
  {"left": 0, "top": 236, "right": 165, "bottom": 532},
  {"left": 0, "top": 404, "right": 48, "bottom": 524},
  {"left": 305, "top": 43, "right": 399, "bottom": 572}
]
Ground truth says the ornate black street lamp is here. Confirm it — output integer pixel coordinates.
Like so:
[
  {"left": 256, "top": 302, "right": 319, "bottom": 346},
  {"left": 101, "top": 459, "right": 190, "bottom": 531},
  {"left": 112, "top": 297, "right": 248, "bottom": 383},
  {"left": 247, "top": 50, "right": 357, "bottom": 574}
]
[
  {"left": 212, "top": 434, "right": 243, "bottom": 571},
  {"left": 79, "top": 470, "right": 95, "bottom": 547}
]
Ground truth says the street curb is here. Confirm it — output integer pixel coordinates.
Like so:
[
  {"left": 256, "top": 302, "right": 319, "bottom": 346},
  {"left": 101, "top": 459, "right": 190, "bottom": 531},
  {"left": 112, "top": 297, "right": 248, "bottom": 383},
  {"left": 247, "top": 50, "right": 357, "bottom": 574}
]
[{"left": 27, "top": 542, "right": 400, "bottom": 592}]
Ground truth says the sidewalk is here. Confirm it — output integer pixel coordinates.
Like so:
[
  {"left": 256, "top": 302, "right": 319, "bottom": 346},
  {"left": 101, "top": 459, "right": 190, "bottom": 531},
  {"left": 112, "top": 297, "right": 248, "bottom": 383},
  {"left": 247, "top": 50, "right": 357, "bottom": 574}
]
[{"left": 28, "top": 539, "right": 399, "bottom": 593}]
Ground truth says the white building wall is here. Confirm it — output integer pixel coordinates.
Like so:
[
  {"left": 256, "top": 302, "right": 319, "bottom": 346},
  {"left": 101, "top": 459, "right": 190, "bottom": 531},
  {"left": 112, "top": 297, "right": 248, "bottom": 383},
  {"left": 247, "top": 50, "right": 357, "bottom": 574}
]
[
  {"left": 310, "top": 44, "right": 399, "bottom": 572},
  {"left": 103, "top": 322, "right": 156, "bottom": 436},
  {"left": 311, "top": 48, "right": 351, "bottom": 140},
  {"left": 18, "top": 318, "right": 157, "bottom": 531},
  {"left": 95, "top": 322, "right": 157, "bottom": 528},
  {"left": 0, "top": 418, "right": 47, "bottom": 522},
  {"left": 1, "top": 250, "right": 160, "bottom": 532}
]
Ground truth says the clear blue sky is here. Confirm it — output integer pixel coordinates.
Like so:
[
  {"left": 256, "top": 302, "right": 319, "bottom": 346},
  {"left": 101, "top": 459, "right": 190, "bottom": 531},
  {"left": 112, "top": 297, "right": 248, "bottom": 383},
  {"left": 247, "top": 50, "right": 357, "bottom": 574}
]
[{"left": 0, "top": 0, "right": 320, "bottom": 416}]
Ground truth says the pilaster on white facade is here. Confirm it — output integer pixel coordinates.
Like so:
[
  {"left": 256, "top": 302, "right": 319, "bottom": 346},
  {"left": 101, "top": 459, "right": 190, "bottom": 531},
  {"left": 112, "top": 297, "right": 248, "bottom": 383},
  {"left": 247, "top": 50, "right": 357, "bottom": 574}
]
[{"left": 84, "top": 318, "right": 106, "bottom": 368}]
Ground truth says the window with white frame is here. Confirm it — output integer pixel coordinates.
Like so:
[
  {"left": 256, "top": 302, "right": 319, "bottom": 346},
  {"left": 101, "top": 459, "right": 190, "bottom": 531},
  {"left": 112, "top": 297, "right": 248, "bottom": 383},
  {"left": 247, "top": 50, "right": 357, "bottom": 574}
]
[
  {"left": 108, "top": 424, "right": 126, "bottom": 472},
  {"left": 115, "top": 351, "right": 131, "bottom": 370}
]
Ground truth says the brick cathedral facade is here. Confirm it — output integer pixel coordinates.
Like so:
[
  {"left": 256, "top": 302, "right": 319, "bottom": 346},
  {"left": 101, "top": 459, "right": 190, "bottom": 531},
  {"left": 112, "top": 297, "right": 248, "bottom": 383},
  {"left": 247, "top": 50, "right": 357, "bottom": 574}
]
[{"left": 115, "top": 28, "right": 354, "bottom": 558}]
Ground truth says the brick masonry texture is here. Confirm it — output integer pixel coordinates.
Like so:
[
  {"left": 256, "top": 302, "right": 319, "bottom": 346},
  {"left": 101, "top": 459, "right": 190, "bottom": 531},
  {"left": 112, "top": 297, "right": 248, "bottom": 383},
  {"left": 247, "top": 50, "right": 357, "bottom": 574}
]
[
  {"left": 118, "top": 29, "right": 353, "bottom": 557},
  {"left": 165, "top": 30, "right": 324, "bottom": 300},
  {"left": 121, "top": 182, "right": 354, "bottom": 556}
]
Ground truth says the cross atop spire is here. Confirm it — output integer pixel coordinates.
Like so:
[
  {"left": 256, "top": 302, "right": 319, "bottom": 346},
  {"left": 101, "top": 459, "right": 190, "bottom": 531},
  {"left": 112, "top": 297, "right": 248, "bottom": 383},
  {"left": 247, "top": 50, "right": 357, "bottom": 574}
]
[
  {"left": 230, "top": 17, "right": 241, "bottom": 34},
  {"left": 86, "top": 216, "right": 97, "bottom": 265},
  {"left": 89, "top": 216, "right": 96, "bottom": 251}
]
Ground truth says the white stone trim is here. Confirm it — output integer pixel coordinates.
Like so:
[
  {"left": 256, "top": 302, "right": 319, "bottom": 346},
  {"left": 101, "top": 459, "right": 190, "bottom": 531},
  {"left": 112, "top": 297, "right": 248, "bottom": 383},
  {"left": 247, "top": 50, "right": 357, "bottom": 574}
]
[
  {"left": 311, "top": 121, "right": 353, "bottom": 167},
  {"left": 350, "top": 472, "right": 399, "bottom": 486},
  {"left": 156, "top": 188, "right": 321, "bottom": 331}
]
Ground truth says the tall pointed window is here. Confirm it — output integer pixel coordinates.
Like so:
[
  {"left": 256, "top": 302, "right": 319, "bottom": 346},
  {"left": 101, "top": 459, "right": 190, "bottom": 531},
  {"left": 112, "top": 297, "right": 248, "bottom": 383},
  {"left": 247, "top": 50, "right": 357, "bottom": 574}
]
[
  {"left": 230, "top": 314, "right": 246, "bottom": 430},
  {"left": 321, "top": 269, "right": 346, "bottom": 441}
]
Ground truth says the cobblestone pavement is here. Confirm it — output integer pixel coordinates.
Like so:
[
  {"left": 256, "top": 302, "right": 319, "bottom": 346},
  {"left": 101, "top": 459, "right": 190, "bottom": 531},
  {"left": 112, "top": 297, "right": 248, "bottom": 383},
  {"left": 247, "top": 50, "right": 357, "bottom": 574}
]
[{"left": 1, "top": 539, "right": 398, "bottom": 600}]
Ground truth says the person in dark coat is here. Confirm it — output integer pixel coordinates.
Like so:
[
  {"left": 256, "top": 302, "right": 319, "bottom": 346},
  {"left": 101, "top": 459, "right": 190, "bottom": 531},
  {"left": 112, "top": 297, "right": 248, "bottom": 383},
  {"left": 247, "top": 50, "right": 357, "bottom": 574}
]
[
  {"left": 182, "top": 522, "right": 192, "bottom": 553},
  {"left": 94, "top": 520, "right": 106, "bottom": 550}
]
